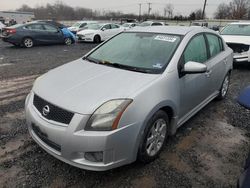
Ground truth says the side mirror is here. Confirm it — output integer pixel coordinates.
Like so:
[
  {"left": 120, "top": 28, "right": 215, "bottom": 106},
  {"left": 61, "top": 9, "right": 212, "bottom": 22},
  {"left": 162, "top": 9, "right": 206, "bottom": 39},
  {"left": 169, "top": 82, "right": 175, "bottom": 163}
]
[
  {"left": 182, "top": 61, "right": 207, "bottom": 74},
  {"left": 101, "top": 28, "right": 106, "bottom": 31}
]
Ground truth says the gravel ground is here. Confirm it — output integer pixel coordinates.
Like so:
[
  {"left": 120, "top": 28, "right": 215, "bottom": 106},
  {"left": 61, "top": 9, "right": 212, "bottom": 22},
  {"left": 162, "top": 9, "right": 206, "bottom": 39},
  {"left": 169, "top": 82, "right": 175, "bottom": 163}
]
[{"left": 0, "top": 40, "right": 250, "bottom": 188}]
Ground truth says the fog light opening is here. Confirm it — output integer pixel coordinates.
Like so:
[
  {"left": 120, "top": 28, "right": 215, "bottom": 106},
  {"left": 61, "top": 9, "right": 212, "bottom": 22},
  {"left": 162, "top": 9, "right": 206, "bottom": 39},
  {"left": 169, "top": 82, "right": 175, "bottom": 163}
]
[{"left": 84, "top": 151, "right": 103, "bottom": 162}]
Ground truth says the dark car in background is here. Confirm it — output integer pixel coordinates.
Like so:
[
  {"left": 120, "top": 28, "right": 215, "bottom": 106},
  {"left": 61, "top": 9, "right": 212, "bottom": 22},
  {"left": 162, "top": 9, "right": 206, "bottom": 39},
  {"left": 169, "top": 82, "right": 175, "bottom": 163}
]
[
  {"left": 237, "top": 86, "right": 250, "bottom": 188},
  {"left": 1, "top": 22, "right": 75, "bottom": 48},
  {"left": 35, "top": 20, "right": 67, "bottom": 29}
]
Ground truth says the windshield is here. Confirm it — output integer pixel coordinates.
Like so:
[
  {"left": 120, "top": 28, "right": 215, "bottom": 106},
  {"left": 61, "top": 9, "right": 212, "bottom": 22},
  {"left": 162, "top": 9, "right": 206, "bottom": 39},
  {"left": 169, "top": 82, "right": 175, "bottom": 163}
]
[
  {"left": 221, "top": 24, "right": 250, "bottom": 36},
  {"left": 86, "top": 24, "right": 103, "bottom": 30},
  {"left": 87, "top": 32, "right": 181, "bottom": 74},
  {"left": 139, "top": 22, "right": 152, "bottom": 27}
]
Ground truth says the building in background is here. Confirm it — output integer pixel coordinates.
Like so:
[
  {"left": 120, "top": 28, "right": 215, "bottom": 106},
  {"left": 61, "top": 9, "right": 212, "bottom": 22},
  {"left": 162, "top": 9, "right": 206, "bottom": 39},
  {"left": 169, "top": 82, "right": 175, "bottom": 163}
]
[{"left": 0, "top": 11, "right": 35, "bottom": 25}]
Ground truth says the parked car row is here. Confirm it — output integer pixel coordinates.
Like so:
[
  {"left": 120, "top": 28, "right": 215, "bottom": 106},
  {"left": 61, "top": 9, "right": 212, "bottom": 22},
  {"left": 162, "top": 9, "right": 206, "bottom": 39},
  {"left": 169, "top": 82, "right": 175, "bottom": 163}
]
[{"left": 74, "top": 20, "right": 165, "bottom": 43}]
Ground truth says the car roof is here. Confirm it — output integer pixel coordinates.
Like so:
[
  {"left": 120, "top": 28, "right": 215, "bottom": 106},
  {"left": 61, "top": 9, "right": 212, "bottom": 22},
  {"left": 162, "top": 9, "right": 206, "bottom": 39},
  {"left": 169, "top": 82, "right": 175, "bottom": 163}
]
[
  {"left": 229, "top": 22, "right": 250, "bottom": 25},
  {"left": 128, "top": 26, "right": 209, "bottom": 35}
]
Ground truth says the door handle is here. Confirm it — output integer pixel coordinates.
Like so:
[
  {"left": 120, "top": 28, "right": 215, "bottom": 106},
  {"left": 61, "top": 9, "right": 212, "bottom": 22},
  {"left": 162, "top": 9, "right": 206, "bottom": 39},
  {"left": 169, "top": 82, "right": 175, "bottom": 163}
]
[
  {"left": 205, "top": 70, "right": 212, "bottom": 77},
  {"left": 223, "top": 58, "right": 228, "bottom": 65}
]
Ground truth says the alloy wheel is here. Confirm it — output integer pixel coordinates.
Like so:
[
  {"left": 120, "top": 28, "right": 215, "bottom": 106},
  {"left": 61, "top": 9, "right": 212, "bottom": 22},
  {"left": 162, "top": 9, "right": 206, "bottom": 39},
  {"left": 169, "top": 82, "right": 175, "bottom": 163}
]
[{"left": 146, "top": 118, "right": 167, "bottom": 157}]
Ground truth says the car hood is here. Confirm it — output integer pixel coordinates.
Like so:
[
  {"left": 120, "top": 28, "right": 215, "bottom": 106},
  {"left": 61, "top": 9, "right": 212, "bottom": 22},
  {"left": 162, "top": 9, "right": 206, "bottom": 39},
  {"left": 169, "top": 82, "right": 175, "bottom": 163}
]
[
  {"left": 33, "top": 59, "right": 159, "bottom": 114},
  {"left": 68, "top": 27, "right": 78, "bottom": 31},
  {"left": 221, "top": 35, "right": 250, "bottom": 45},
  {"left": 77, "top": 29, "right": 97, "bottom": 35}
]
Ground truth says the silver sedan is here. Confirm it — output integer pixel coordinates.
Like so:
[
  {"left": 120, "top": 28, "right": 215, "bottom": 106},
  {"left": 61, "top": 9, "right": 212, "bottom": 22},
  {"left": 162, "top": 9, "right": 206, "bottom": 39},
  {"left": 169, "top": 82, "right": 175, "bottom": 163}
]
[{"left": 25, "top": 26, "right": 233, "bottom": 171}]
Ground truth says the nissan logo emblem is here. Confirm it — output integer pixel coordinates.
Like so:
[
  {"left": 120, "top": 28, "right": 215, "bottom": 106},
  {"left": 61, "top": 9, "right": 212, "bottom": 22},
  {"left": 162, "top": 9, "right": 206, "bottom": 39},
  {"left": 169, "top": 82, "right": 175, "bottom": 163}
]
[{"left": 42, "top": 105, "right": 50, "bottom": 116}]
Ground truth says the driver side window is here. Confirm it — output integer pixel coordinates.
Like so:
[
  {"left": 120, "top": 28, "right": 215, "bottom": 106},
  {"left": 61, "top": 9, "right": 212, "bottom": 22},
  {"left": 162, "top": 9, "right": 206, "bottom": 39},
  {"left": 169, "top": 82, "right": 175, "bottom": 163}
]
[
  {"left": 103, "top": 24, "right": 111, "bottom": 30},
  {"left": 184, "top": 34, "right": 208, "bottom": 64}
]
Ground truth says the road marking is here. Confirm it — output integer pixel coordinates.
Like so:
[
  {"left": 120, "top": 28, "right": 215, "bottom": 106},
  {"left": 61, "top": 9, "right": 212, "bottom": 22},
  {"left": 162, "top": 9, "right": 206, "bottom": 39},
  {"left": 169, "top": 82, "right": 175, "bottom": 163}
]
[{"left": 0, "top": 63, "right": 12, "bottom": 67}]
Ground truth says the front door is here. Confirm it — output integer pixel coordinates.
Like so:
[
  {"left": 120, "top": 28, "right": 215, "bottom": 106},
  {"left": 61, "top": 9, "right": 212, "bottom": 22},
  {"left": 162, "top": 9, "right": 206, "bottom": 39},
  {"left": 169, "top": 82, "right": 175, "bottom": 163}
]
[{"left": 179, "top": 34, "right": 212, "bottom": 119}]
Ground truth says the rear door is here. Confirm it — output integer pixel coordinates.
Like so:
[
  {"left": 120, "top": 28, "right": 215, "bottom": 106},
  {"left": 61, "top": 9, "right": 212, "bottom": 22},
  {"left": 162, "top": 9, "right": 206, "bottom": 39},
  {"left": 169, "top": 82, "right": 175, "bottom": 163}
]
[
  {"left": 43, "top": 24, "right": 64, "bottom": 44},
  {"left": 110, "top": 24, "right": 122, "bottom": 36},
  {"left": 204, "top": 33, "right": 227, "bottom": 93},
  {"left": 101, "top": 24, "right": 112, "bottom": 40},
  {"left": 24, "top": 24, "right": 48, "bottom": 43}
]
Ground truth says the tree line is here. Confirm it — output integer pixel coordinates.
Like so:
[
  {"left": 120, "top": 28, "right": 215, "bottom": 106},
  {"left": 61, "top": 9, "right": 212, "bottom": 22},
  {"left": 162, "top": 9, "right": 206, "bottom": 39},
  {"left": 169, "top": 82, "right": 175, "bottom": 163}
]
[
  {"left": 215, "top": 0, "right": 250, "bottom": 19},
  {"left": 16, "top": 1, "right": 208, "bottom": 21}
]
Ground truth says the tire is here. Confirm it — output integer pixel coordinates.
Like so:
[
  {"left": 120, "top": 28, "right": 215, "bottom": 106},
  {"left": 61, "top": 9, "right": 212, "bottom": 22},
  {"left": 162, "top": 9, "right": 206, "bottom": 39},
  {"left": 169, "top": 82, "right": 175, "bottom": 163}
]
[
  {"left": 93, "top": 35, "right": 101, "bottom": 43},
  {"left": 216, "top": 73, "right": 230, "bottom": 100},
  {"left": 22, "top": 37, "right": 34, "bottom": 48},
  {"left": 138, "top": 110, "right": 169, "bottom": 163},
  {"left": 65, "top": 37, "right": 73, "bottom": 45}
]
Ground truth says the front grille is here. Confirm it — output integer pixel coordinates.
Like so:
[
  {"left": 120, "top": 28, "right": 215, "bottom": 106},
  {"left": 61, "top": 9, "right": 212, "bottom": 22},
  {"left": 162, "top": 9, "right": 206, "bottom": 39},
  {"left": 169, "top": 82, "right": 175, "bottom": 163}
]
[
  {"left": 227, "top": 43, "right": 250, "bottom": 53},
  {"left": 32, "top": 123, "right": 61, "bottom": 152},
  {"left": 33, "top": 94, "right": 74, "bottom": 124}
]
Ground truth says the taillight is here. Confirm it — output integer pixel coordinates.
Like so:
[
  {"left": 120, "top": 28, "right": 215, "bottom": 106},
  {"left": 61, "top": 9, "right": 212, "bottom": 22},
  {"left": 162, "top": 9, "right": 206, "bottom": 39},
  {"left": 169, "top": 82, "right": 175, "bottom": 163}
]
[{"left": 5, "top": 28, "right": 16, "bottom": 35}]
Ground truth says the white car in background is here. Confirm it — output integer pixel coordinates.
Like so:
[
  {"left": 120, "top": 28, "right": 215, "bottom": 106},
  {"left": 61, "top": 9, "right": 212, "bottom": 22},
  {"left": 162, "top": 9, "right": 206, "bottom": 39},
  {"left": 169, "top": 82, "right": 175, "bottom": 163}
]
[
  {"left": 138, "top": 21, "right": 164, "bottom": 27},
  {"left": 76, "top": 23, "right": 123, "bottom": 43},
  {"left": 0, "top": 22, "right": 6, "bottom": 32},
  {"left": 122, "top": 23, "right": 138, "bottom": 30},
  {"left": 220, "top": 22, "right": 250, "bottom": 63},
  {"left": 68, "top": 21, "right": 98, "bottom": 34}
]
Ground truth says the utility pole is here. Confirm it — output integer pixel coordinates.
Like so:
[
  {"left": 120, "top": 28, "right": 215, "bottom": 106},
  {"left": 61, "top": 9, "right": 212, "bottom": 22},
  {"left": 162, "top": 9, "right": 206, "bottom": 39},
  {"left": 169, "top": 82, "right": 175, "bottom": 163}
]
[
  {"left": 202, "top": 0, "right": 207, "bottom": 20},
  {"left": 139, "top": 3, "right": 142, "bottom": 21},
  {"left": 148, "top": 3, "right": 152, "bottom": 17}
]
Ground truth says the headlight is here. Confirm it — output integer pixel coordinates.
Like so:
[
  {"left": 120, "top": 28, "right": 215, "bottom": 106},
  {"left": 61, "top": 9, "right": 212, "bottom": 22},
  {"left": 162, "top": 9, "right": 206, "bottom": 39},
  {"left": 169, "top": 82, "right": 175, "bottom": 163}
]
[
  {"left": 85, "top": 33, "right": 94, "bottom": 35},
  {"left": 85, "top": 99, "right": 132, "bottom": 131}
]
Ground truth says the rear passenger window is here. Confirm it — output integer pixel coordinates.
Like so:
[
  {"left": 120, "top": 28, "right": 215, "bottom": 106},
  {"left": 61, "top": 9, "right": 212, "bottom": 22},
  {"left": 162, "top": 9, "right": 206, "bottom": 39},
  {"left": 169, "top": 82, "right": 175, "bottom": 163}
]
[
  {"left": 206, "top": 34, "right": 222, "bottom": 57},
  {"left": 26, "top": 24, "right": 44, "bottom": 31},
  {"left": 111, "top": 24, "right": 119, "bottom": 29},
  {"left": 184, "top": 34, "right": 208, "bottom": 64},
  {"left": 219, "top": 37, "right": 224, "bottom": 51},
  {"left": 43, "top": 24, "right": 58, "bottom": 32},
  {"left": 152, "top": 23, "right": 162, "bottom": 26}
]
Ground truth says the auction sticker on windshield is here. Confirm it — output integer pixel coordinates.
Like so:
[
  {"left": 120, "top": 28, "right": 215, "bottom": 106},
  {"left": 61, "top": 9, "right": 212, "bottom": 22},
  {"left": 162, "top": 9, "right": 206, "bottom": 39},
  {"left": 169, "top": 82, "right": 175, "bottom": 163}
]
[{"left": 154, "top": 35, "right": 177, "bottom": 42}]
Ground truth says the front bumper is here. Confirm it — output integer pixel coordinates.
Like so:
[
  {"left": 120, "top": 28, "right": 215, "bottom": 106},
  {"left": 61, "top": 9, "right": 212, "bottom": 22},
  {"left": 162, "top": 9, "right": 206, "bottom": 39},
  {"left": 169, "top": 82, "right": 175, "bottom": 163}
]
[
  {"left": 25, "top": 92, "right": 140, "bottom": 171},
  {"left": 76, "top": 35, "right": 93, "bottom": 42},
  {"left": 233, "top": 53, "right": 250, "bottom": 63}
]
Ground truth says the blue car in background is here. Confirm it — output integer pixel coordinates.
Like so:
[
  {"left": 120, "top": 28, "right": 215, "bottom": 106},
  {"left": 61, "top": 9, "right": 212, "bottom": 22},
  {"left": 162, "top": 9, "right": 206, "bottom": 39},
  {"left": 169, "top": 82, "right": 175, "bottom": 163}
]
[
  {"left": 1, "top": 21, "right": 75, "bottom": 48},
  {"left": 237, "top": 86, "right": 250, "bottom": 188}
]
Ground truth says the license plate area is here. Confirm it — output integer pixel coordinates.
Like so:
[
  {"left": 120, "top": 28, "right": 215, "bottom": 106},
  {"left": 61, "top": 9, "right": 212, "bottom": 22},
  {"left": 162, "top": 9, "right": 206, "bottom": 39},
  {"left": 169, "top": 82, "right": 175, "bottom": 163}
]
[{"left": 31, "top": 123, "right": 61, "bottom": 152}]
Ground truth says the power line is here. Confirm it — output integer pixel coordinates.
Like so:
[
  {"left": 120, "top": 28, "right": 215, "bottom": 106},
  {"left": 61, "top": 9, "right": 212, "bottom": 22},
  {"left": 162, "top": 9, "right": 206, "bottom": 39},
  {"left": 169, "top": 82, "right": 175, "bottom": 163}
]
[
  {"left": 202, "top": 0, "right": 208, "bottom": 19},
  {"left": 148, "top": 3, "right": 152, "bottom": 15},
  {"left": 139, "top": 3, "right": 142, "bottom": 21}
]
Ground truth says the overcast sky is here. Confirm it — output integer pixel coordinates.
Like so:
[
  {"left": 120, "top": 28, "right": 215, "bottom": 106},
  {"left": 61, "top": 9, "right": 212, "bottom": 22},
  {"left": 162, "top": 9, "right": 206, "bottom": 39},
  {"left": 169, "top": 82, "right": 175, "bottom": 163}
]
[{"left": 2, "top": 0, "right": 228, "bottom": 17}]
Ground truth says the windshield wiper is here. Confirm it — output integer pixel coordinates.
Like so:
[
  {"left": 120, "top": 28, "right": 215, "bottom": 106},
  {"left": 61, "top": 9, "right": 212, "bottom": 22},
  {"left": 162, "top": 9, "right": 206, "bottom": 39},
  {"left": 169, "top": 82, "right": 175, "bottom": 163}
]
[
  {"left": 101, "top": 60, "right": 152, "bottom": 73},
  {"left": 83, "top": 56, "right": 102, "bottom": 64},
  {"left": 84, "top": 57, "right": 153, "bottom": 73}
]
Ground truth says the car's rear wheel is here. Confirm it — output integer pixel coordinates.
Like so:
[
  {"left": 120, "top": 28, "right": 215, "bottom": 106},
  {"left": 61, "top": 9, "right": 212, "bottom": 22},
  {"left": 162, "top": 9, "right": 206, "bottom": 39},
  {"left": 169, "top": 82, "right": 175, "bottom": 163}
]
[
  {"left": 93, "top": 35, "right": 101, "bottom": 43},
  {"left": 138, "top": 110, "right": 169, "bottom": 163},
  {"left": 22, "top": 38, "right": 34, "bottom": 48},
  {"left": 65, "top": 37, "right": 73, "bottom": 45},
  {"left": 217, "top": 73, "right": 230, "bottom": 100}
]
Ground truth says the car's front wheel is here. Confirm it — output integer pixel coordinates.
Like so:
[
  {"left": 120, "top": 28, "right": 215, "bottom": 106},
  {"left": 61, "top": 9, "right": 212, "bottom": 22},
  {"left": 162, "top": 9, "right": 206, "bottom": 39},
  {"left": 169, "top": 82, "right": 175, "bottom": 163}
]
[
  {"left": 138, "top": 110, "right": 169, "bottom": 163},
  {"left": 217, "top": 73, "right": 230, "bottom": 100},
  {"left": 93, "top": 35, "right": 101, "bottom": 43},
  {"left": 22, "top": 38, "right": 34, "bottom": 48},
  {"left": 65, "top": 37, "right": 73, "bottom": 45}
]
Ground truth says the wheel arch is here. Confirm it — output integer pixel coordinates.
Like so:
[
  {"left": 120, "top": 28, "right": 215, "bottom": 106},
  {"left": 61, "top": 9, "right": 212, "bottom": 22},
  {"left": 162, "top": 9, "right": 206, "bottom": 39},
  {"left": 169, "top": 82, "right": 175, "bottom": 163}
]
[
  {"left": 94, "top": 34, "right": 101, "bottom": 42},
  {"left": 22, "top": 36, "right": 35, "bottom": 46},
  {"left": 133, "top": 101, "right": 178, "bottom": 161}
]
